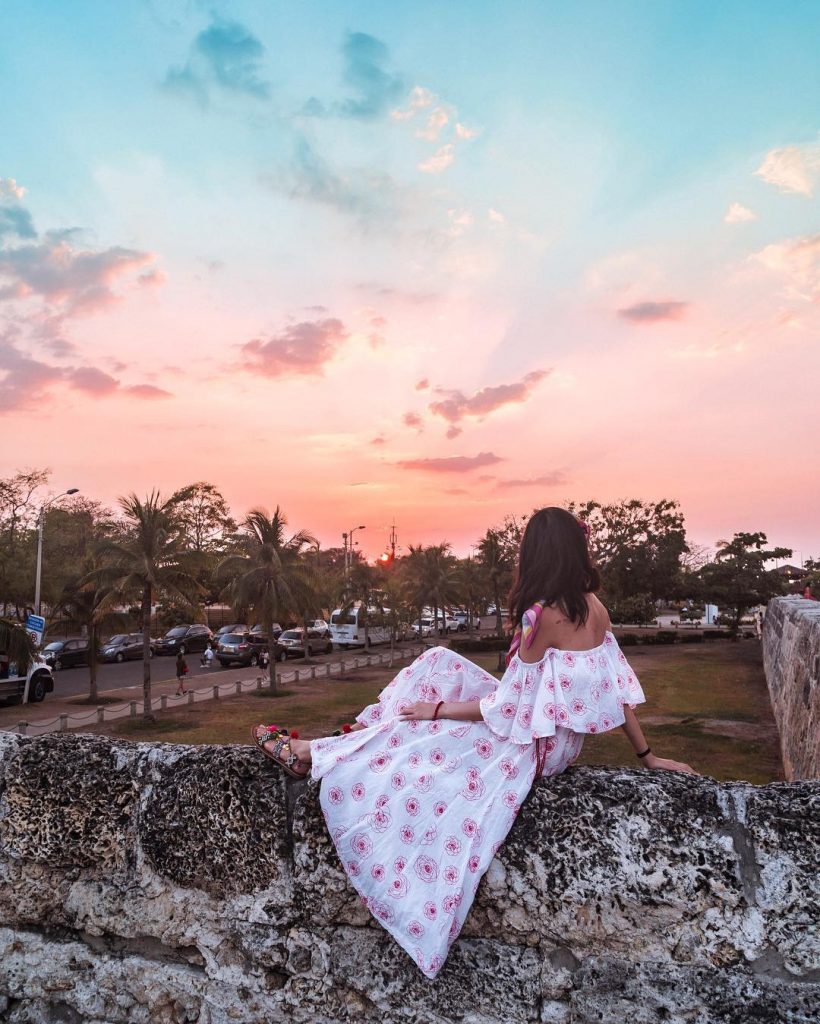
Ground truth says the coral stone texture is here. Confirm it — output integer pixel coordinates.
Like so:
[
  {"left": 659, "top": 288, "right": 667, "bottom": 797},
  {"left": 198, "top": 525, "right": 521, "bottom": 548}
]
[
  {"left": 762, "top": 597, "right": 820, "bottom": 781},
  {"left": 0, "top": 732, "right": 818, "bottom": 1023}
]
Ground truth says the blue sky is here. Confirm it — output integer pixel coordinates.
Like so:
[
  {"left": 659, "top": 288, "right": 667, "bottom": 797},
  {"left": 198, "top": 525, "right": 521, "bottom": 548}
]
[{"left": 2, "top": 1, "right": 819, "bottom": 557}]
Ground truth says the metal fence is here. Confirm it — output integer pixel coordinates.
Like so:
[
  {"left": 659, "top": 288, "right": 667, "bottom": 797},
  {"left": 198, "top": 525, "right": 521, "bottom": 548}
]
[{"left": 3, "top": 645, "right": 425, "bottom": 737}]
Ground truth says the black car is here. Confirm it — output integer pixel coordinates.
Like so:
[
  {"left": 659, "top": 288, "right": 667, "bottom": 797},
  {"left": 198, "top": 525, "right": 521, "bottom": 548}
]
[
  {"left": 153, "top": 624, "right": 213, "bottom": 656},
  {"left": 41, "top": 638, "right": 89, "bottom": 670},
  {"left": 212, "top": 624, "right": 247, "bottom": 648},
  {"left": 275, "top": 628, "right": 333, "bottom": 661},
  {"left": 99, "top": 633, "right": 153, "bottom": 663},
  {"left": 217, "top": 632, "right": 270, "bottom": 667}
]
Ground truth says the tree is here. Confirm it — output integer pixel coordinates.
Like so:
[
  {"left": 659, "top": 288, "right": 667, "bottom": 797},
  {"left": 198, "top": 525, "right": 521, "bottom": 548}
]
[
  {"left": 0, "top": 616, "right": 36, "bottom": 673},
  {"left": 477, "top": 529, "right": 513, "bottom": 635},
  {"left": 456, "top": 557, "right": 486, "bottom": 637},
  {"left": 0, "top": 468, "right": 49, "bottom": 617},
  {"left": 53, "top": 564, "right": 126, "bottom": 704},
  {"left": 698, "top": 532, "right": 793, "bottom": 636},
  {"left": 568, "top": 498, "right": 688, "bottom": 605},
  {"left": 422, "top": 545, "right": 460, "bottom": 637},
  {"left": 218, "top": 507, "right": 316, "bottom": 693},
  {"left": 98, "top": 492, "right": 199, "bottom": 720}
]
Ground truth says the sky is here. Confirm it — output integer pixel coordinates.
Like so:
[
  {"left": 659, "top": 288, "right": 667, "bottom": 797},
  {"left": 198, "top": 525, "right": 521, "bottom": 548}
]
[{"left": 1, "top": 0, "right": 819, "bottom": 562}]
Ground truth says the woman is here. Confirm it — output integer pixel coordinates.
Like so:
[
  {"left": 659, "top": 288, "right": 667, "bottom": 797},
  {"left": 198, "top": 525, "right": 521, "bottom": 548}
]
[{"left": 252, "top": 507, "right": 695, "bottom": 978}]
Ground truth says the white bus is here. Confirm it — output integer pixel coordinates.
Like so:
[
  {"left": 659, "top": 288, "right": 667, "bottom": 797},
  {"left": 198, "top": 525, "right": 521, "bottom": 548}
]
[{"left": 330, "top": 603, "right": 392, "bottom": 648}]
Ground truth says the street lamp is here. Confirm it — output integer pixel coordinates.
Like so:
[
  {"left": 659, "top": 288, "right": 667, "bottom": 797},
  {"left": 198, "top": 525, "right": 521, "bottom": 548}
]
[
  {"left": 35, "top": 488, "right": 79, "bottom": 615},
  {"left": 345, "top": 525, "right": 366, "bottom": 580}
]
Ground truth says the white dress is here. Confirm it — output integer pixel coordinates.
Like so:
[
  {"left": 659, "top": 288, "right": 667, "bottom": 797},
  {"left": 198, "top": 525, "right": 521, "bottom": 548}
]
[{"left": 310, "top": 635, "right": 646, "bottom": 978}]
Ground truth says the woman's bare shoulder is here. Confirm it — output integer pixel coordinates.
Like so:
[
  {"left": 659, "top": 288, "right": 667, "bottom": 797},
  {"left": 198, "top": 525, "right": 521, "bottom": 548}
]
[{"left": 588, "top": 593, "right": 612, "bottom": 628}]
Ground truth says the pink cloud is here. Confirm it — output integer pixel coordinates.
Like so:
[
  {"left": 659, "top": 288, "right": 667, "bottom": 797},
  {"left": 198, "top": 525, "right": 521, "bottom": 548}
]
[
  {"left": 397, "top": 451, "right": 503, "bottom": 473},
  {"left": 241, "top": 318, "right": 348, "bottom": 378},
  {"left": 124, "top": 384, "right": 173, "bottom": 400},
  {"left": 617, "top": 301, "right": 688, "bottom": 323},
  {"left": 67, "top": 367, "right": 120, "bottom": 395},
  {"left": 495, "top": 472, "right": 567, "bottom": 490},
  {"left": 429, "top": 370, "right": 549, "bottom": 426},
  {"left": 403, "top": 411, "right": 423, "bottom": 430},
  {"left": 415, "top": 377, "right": 429, "bottom": 391}
]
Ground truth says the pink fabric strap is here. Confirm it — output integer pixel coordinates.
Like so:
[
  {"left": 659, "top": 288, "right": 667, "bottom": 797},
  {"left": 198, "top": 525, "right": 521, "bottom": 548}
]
[{"left": 505, "top": 599, "right": 546, "bottom": 666}]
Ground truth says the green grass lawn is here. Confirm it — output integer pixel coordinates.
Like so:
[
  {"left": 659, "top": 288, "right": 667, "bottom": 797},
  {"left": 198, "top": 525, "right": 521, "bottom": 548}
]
[{"left": 91, "top": 641, "right": 782, "bottom": 784}]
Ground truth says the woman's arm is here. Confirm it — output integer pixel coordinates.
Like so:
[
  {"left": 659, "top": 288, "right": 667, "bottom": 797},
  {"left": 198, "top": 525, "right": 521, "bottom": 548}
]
[
  {"left": 620, "top": 705, "right": 698, "bottom": 775},
  {"left": 398, "top": 700, "right": 483, "bottom": 723}
]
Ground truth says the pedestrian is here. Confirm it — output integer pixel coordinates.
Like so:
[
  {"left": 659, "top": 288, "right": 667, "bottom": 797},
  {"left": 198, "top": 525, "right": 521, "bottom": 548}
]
[
  {"left": 175, "top": 651, "right": 188, "bottom": 695},
  {"left": 252, "top": 506, "right": 696, "bottom": 978},
  {"left": 203, "top": 645, "right": 214, "bottom": 669}
]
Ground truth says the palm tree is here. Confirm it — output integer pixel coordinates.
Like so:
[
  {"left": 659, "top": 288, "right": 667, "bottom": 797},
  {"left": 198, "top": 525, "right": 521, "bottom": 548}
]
[
  {"left": 53, "top": 564, "right": 127, "bottom": 704},
  {"left": 478, "top": 529, "right": 512, "bottom": 636},
  {"left": 401, "top": 546, "right": 431, "bottom": 638},
  {"left": 422, "top": 544, "right": 460, "bottom": 638},
  {"left": 98, "top": 492, "right": 199, "bottom": 720},
  {"left": 456, "top": 557, "right": 486, "bottom": 637},
  {"left": 218, "top": 507, "right": 316, "bottom": 694}
]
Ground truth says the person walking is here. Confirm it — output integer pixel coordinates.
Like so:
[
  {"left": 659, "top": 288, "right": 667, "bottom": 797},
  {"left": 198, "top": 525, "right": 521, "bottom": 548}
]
[
  {"left": 175, "top": 651, "right": 189, "bottom": 695},
  {"left": 202, "top": 645, "right": 214, "bottom": 669},
  {"left": 252, "top": 506, "right": 696, "bottom": 978}
]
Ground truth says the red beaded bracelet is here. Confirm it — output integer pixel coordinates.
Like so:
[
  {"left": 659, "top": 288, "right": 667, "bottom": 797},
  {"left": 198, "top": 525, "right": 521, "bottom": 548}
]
[{"left": 432, "top": 701, "right": 445, "bottom": 721}]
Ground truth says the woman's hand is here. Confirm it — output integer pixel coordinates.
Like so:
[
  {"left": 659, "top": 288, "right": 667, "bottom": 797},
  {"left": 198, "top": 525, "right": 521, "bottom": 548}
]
[
  {"left": 643, "top": 753, "right": 699, "bottom": 775},
  {"left": 398, "top": 701, "right": 439, "bottom": 721}
]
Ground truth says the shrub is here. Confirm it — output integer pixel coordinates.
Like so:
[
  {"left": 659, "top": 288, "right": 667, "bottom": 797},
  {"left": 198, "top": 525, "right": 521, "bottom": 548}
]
[
  {"left": 451, "top": 635, "right": 510, "bottom": 653},
  {"left": 702, "top": 630, "right": 731, "bottom": 640},
  {"left": 655, "top": 630, "right": 677, "bottom": 644},
  {"left": 680, "top": 633, "right": 704, "bottom": 644},
  {"left": 618, "top": 633, "right": 640, "bottom": 646}
]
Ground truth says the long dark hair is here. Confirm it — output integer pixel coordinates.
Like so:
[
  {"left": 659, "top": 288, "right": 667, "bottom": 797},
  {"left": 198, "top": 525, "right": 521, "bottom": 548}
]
[{"left": 508, "top": 507, "right": 600, "bottom": 628}]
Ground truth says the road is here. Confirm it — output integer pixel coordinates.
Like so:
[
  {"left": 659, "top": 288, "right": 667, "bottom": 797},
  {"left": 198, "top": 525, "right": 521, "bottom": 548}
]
[{"left": 44, "top": 619, "right": 504, "bottom": 699}]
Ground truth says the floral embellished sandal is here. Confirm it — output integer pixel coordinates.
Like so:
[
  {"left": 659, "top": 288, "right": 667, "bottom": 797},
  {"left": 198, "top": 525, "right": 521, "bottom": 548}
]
[{"left": 251, "top": 725, "right": 310, "bottom": 779}]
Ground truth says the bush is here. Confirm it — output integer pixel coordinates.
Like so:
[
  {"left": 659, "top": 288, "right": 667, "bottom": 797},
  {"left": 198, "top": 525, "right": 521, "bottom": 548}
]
[
  {"left": 618, "top": 633, "right": 640, "bottom": 646},
  {"left": 655, "top": 630, "right": 677, "bottom": 644},
  {"left": 450, "top": 635, "right": 510, "bottom": 653},
  {"left": 702, "top": 630, "right": 732, "bottom": 640},
  {"left": 680, "top": 633, "right": 704, "bottom": 644}
]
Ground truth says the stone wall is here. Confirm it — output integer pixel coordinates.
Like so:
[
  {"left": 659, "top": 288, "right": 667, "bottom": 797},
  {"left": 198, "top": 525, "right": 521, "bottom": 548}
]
[
  {"left": 762, "top": 596, "right": 820, "bottom": 781},
  {"left": 0, "top": 732, "right": 818, "bottom": 1024}
]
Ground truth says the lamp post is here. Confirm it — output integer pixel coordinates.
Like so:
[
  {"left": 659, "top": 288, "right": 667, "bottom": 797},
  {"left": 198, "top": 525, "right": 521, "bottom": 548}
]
[
  {"left": 35, "top": 488, "right": 79, "bottom": 615},
  {"left": 345, "top": 525, "right": 366, "bottom": 583}
]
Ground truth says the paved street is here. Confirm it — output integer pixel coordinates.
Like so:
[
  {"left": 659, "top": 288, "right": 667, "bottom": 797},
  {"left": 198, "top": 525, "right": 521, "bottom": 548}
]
[{"left": 35, "top": 619, "right": 503, "bottom": 700}]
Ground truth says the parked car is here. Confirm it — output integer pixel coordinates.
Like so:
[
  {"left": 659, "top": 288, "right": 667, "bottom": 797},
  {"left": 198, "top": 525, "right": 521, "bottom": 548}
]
[
  {"left": 0, "top": 654, "right": 54, "bottom": 704},
  {"left": 216, "top": 632, "right": 270, "bottom": 667},
  {"left": 211, "top": 624, "right": 247, "bottom": 647},
  {"left": 153, "top": 624, "right": 213, "bottom": 656},
  {"left": 275, "top": 628, "right": 333, "bottom": 661},
  {"left": 307, "top": 619, "right": 330, "bottom": 636},
  {"left": 99, "top": 633, "right": 153, "bottom": 663},
  {"left": 250, "top": 622, "right": 283, "bottom": 639},
  {"left": 41, "top": 638, "right": 89, "bottom": 670},
  {"left": 411, "top": 617, "right": 437, "bottom": 638},
  {"left": 453, "top": 611, "right": 481, "bottom": 631}
]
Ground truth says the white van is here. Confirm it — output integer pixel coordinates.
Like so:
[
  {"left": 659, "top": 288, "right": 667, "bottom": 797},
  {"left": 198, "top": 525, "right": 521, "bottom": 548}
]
[{"left": 330, "top": 603, "right": 391, "bottom": 648}]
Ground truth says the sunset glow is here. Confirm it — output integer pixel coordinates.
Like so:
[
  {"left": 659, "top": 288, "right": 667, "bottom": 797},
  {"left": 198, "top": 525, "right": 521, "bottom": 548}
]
[{"left": 2, "top": 1, "right": 819, "bottom": 560}]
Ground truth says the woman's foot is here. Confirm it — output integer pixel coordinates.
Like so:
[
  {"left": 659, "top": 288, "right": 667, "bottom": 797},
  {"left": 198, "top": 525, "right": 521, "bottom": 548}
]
[{"left": 251, "top": 725, "right": 311, "bottom": 778}]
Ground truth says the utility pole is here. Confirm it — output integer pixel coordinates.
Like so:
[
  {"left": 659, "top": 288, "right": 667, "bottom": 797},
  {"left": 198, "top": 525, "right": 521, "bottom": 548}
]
[{"left": 389, "top": 521, "right": 397, "bottom": 562}]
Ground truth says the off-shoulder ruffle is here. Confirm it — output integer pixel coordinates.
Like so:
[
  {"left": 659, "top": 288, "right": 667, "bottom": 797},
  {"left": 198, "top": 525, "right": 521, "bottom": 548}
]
[{"left": 479, "top": 632, "right": 646, "bottom": 742}]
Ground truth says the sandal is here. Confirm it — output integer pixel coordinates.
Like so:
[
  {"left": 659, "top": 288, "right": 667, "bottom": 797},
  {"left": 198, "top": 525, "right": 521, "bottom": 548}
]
[{"left": 251, "top": 725, "right": 311, "bottom": 779}]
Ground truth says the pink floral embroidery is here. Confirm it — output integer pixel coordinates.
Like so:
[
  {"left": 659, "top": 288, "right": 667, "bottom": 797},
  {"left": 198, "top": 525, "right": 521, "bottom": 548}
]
[
  {"left": 387, "top": 733, "right": 402, "bottom": 749},
  {"left": 443, "top": 865, "right": 460, "bottom": 884},
  {"left": 559, "top": 674, "right": 572, "bottom": 691},
  {"left": 368, "top": 751, "right": 391, "bottom": 773},
  {"left": 371, "top": 900, "right": 394, "bottom": 924},
  {"left": 391, "top": 771, "right": 406, "bottom": 789},
  {"left": 424, "top": 901, "right": 438, "bottom": 920},
  {"left": 499, "top": 757, "right": 519, "bottom": 779},
  {"left": 517, "top": 704, "right": 533, "bottom": 728},
  {"left": 351, "top": 782, "right": 365, "bottom": 801},
  {"left": 414, "top": 855, "right": 439, "bottom": 883},
  {"left": 461, "top": 774, "right": 486, "bottom": 800},
  {"left": 408, "top": 920, "right": 425, "bottom": 938},
  {"left": 443, "top": 835, "right": 462, "bottom": 855},
  {"left": 502, "top": 790, "right": 518, "bottom": 809},
  {"left": 351, "top": 832, "right": 373, "bottom": 858},
  {"left": 500, "top": 702, "right": 516, "bottom": 719},
  {"left": 408, "top": 753, "right": 422, "bottom": 769},
  {"left": 371, "top": 863, "right": 385, "bottom": 881},
  {"left": 468, "top": 854, "right": 481, "bottom": 873},
  {"left": 427, "top": 721, "right": 443, "bottom": 735},
  {"left": 429, "top": 747, "right": 446, "bottom": 765},
  {"left": 328, "top": 787, "right": 344, "bottom": 805},
  {"left": 414, "top": 773, "right": 433, "bottom": 793},
  {"left": 347, "top": 860, "right": 361, "bottom": 876},
  {"left": 420, "top": 825, "right": 438, "bottom": 845},
  {"left": 388, "top": 874, "right": 409, "bottom": 899},
  {"left": 461, "top": 818, "right": 478, "bottom": 838},
  {"left": 405, "top": 796, "right": 421, "bottom": 817},
  {"left": 371, "top": 808, "right": 392, "bottom": 832},
  {"left": 400, "top": 825, "right": 415, "bottom": 844},
  {"left": 434, "top": 800, "right": 447, "bottom": 816},
  {"left": 556, "top": 706, "right": 570, "bottom": 725},
  {"left": 586, "top": 721, "right": 599, "bottom": 734},
  {"left": 571, "top": 698, "right": 587, "bottom": 715},
  {"left": 473, "top": 738, "right": 493, "bottom": 759},
  {"left": 375, "top": 794, "right": 389, "bottom": 808},
  {"left": 562, "top": 652, "right": 576, "bottom": 667}
]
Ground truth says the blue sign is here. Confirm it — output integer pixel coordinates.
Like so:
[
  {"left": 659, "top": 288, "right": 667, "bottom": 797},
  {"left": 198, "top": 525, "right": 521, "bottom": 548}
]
[{"left": 25, "top": 614, "right": 46, "bottom": 645}]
